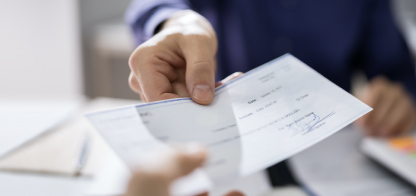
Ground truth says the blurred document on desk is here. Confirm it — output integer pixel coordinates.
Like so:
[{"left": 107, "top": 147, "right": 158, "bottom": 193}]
[
  {"left": 0, "top": 100, "right": 80, "bottom": 158},
  {"left": 87, "top": 54, "right": 371, "bottom": 195},
  {"left": 0, "top": 98, "right": 141, "bottom": 177},
  {"left": 290, "top": 127, "right": 416, "bottom": 196}
]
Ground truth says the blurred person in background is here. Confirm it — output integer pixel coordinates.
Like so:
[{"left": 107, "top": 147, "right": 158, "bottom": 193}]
[{"left": 125, "top": 0, "right": 416, "bottom": 188}]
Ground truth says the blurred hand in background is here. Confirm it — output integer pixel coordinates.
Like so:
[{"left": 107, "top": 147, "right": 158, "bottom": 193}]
[{"left": 355, "top": 76, "right": 416, "bottom": 137}]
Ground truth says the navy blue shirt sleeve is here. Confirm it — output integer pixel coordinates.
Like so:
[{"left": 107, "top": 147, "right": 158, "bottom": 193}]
[{"left": 125, "top": 0, "right": 190, "bottom": 45}]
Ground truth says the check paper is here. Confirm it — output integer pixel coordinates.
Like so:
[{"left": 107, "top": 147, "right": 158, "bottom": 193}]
[{"left": 87, "top": 54, "right": 371, "bottom": 195}]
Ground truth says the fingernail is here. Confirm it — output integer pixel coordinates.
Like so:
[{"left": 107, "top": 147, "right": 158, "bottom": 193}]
[
  {"left": 215, "top": 81, "right": 223, "bottom": 87},
  {"left": 192, "top": 84, "right": 213, "bottom": 101}
]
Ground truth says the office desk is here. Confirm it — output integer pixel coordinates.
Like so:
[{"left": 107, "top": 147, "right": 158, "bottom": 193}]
[
  {"left": 0, "top": 98, "right": 140, "bottom": 196},
  {"left": 0, "top": 171, "right": 91, "bottom": 196}
]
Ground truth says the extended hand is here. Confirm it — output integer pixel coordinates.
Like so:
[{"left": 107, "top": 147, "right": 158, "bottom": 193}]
[
  {"left": 355, "top": 76, "right": 416, "bottom": 137},
  {"left": 129, "top": 10, "right": 218, "bottom": 105},
  {"left": 125, "top": 144, "right": 244, "bottom": 196}
]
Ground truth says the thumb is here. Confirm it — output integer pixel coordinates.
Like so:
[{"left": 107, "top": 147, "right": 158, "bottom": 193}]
[{"left": 181, "top": 37, "right": 217, "bottom": 105}]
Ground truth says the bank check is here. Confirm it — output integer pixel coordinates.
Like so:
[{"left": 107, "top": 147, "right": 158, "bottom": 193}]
[{"left": 87, "top": 54, "right": 371, "bottom": 195}]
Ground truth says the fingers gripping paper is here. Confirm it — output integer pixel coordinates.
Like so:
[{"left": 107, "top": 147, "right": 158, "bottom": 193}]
[{"left": 87, "top": 54, "right": 371, "bottom": 196}]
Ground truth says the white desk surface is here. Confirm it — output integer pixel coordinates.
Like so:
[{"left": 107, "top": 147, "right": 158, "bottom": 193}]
[
  {"left": 0, "top": 170, "right": 309, "bottom": 196},
  {"left": 0, "top": 171, "right": 91, "bottom": 196}
]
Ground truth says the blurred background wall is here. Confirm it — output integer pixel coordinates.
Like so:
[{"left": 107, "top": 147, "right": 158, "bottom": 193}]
[
  {"left": 78, "top": 0, "right": 139, "bottom": 100},
  {"left": 1, "top": 0, "right": 416, "bottom": 101},
  {"left": 0, "top": 0, "right": 82, "bottom": 100},
  {"left": 0, "top": 0, "right": 138, "bottom": 101}
]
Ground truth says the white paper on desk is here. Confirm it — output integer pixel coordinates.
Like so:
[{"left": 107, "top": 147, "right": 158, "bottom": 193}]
[
  {"left": 0, "top": 100, "right": 80, "bottom": 158},
  {"left": 87, "top": 54, "right": 372, "bottom": 196},
  {"left": 0, "top": 98, "right": 141, "bottom": 176}
]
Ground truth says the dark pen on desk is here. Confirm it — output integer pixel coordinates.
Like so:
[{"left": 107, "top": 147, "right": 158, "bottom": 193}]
[{"left": 75, "top": 134, "right": 91, "bottom": 176}]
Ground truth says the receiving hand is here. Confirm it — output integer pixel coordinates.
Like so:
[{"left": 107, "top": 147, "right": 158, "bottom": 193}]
[
  {"left": 128, "top": 10, "right": 218, "bottom": 105},
  {"left": 125, "top": 144, "right": 244, "bottom": 196},
  {"left": 355, "top": 76, "right": 416, "bottom": 137}
]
